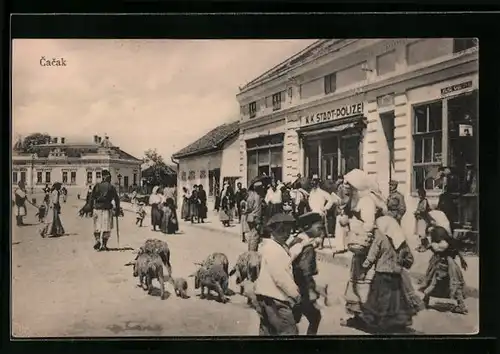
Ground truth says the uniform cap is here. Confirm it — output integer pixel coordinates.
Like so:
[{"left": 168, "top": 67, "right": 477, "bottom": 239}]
[
  {"left": 102, "top": 169, "right": 111, "bottom": 177},
  {"left": 266, "top": 213, "right": 296, "bottom": 227}
]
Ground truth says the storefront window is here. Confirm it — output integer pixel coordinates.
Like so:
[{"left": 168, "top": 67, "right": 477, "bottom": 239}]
[
  {"left": 304, "top": 140, "right": 319, "bottom": 177},
  {"left": 412, "top": 101, "right": 443, "bottom": 191},
  {"left": 246, "top": 134, "right": 284, "bottom": 183}
]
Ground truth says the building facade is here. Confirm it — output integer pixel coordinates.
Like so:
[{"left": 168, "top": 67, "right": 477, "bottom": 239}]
[
  {"left": 172, "top": 121, "right": 241, "bottom": 209},
  {"left": 12, "top": 134, "right": 142, "bottom": 193},
  {"left": 236, "top": 38, "right": 478, "bottom": 237}
]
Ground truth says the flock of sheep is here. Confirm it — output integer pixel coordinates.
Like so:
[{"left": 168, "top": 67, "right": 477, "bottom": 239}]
[{"left": 124, "top": 239, "right": 261, "bottom": 306}]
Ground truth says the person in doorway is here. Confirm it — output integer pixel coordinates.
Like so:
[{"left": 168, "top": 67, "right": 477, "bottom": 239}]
[
  {"left": 89, "top": 170, "right": 120, "bottom": 250},
  {"left": 149, "top": 186, "right": 163, "bottom": 231},
  {"left": 253, "top": 213, "right": 301, "bottom": 336},
  {"left": 414, "top": 187, "right": 431, "bottom": 252},
  {"left": 308, "top": 174, "right": 340, "bottom": 250},
  {"left": 14, "top": 181, "right": 28, "bottom": 227},
  {"left": 245, "top": 177, "right": 266, "bottom": 252},
  {"left": 234, "top": 182, "right": 244, "bottom": 222},
  {"left": 386, "top": 180, "right": 407, "bottom": 224}
]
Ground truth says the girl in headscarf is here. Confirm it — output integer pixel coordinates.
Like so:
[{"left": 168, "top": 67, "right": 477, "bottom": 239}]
[
  {"left": 345, "top": 216, "right": 421, "bottom": 333},
  {"left": 189, "top": 185, "right": 200, "bottom": 223},
  {"left": 414, "top": 187, "right": 431, "bottom": 252},
  {"left": 14, "top": 181, "right": 28, "bottom": 226},
  {"left": 161, "top": 197, "right": 179, "bottom": 234},
  {"left": 219, "top": 182, "right": 231, "bottom": 227},
  {"left": 149, "top": 186, "right": 163, "bottom": 231},
  {"left": 181, "top": 187, "right": 190, "bottom": 221},
  {"left": 41, "top": 182, "right": 65, "bottom": 237},
  {"left": 418, "top": 212, "right": 468, "bottom": 314},
  {"left": 339, "top": 169, "right": 386, "bottom": 324}
]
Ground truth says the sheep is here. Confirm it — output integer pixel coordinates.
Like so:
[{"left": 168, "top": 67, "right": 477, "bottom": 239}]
[
  {"left": 190, "top": 264, "right": 230, "bottom": 304},
  {"left": 229, "top": 251, "right": 261, "bottom": 305},
  {"left": 172, "top": 277, "right": 189, "bottom": 299},
  {"left": 139, "top": 239, "right": 173, "bottom": 282},
  {"left": 195, "top": 252, "right": 229, "bottom": 276},
  {"left": 125, "top": 252, "right": 167, "bottom": 300}
]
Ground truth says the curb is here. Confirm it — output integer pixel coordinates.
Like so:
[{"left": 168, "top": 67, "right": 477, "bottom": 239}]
[{"left": 120, "top": 204, "right": 478, "bottom": 299}]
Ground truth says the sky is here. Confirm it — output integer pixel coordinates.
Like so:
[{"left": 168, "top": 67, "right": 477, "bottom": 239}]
[{"left": 12, "top": 39, "right": 317, "bottom": 161}]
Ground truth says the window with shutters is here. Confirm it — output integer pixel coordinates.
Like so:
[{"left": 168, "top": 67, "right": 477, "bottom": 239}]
[
  {"left": 181, "top": 171, "right": 187, "bottom": 181},
  {"left": 71, "top": 171, "right": 77, "bottom": 184},
  {"left": 62, "top": 171, "right": 68, "bottom": 184},
  {"left": 12, "top": 171, "right": 18, "bottom": 184},
  {"left": 45, "top": 171, "right": 51, "bottom": 183},
  {"left": 37, "top": 171, "right": 43, "bottom": 184}
]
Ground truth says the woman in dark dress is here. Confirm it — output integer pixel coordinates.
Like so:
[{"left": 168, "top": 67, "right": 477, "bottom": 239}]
[
  {"left": 161, "top": 197, "right": 179, "bottom": 234},
  {"left": 189, "top": 185, "right": 200, "bottom": 223},
  {"left": 219, "top": 182, "right": 232, "bottom": 227},
  {"left": 197, "top": 185, "right": 207, "bottom": 223},
  {"left": 148, "top": 186, "right": 163, "bottom": 231},
  {"left": 418, "top": 220, "right": 468, "bottom": 314}
]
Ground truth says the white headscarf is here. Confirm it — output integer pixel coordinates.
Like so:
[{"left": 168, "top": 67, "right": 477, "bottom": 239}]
[
  {"left": 376, "top": 215, "right": 407, "bottom": 250},
  {"left": 428, "top": 210, "right": 452, "bottom": 236},
  {"left": 149, "top": 186, "right": 161, "bottom": 205}
]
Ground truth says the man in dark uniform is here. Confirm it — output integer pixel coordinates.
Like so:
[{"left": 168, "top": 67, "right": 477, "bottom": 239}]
[
  {"left": 89, "top": 170, "right": 120, "bottom": 251},
  {"left": 386, "top": 180, "right": 407, "bottom": 224},
  {"left": 288, "top": 212, "right": 324, "bottom": 335}
]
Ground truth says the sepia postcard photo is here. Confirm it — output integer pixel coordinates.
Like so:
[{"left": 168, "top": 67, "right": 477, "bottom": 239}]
[{"left": 11, "top": 38, "right": 479, "bottom": 337}]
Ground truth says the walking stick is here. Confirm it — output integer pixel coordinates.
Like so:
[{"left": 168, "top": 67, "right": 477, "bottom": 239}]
[{"left": 115, "top": 213, "right": 120, "bottom": 248}]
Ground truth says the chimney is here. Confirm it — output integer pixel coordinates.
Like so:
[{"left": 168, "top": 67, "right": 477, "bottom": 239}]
[
  {"left": 98, "top": 137, "right": 102, "bottom": 143},
  {"left": 61, "top": 137, "right": 66, "bottom": 144},
  {"left": 53, "top": 137, "right": 58, "bottom": 144},
  {"left": 94, "top": 135, "right": 98, "bottom": 143}
]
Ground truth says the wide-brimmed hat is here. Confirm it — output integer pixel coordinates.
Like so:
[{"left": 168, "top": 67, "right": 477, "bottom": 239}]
[
  {"left": 266, "top": 213, "right": 296, "bottom": 228},
  {"left": 297, "top": 212, "right": 323, "bottom": 229}
]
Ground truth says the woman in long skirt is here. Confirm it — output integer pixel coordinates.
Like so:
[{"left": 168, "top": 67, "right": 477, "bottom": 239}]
[
  {"left": 181, "top": 187, "right": 190, "bottom": 221},
  {"left": 219, "top": 182, "right": 231, "bottom": 226},
  {"left": 161, "top": 198, "right": 179, "bottom": 234},
  {"left": 197, "top": 185, "right": 208, "bottom": 223},
  {"left": 344, "top": 216, "right": 418, "bottom": 333},
  {"left": 189, "top": 185, "right": 200, "bottom": 223},
  {"left": 149, "top": 186, "right": 163, "bottom": 231},
  {"left": 41, "top": 182, "right": 65, "bottom": 237},
  {"left": 418, "top": 218, "right": 468, "bottom": 314}
]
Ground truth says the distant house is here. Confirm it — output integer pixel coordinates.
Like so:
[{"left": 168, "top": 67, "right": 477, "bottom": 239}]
[
  {"left": 172, "top": 120, "right": 240, "bottom": 208},
  {"left": 140, "top": 164, "right": 178, "bottom": 191},
  {"left": 12, "top": 134, "right": 142, "bottom": 193}
]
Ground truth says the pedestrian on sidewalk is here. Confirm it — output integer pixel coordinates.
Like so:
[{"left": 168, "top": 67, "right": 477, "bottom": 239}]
[
  {"left": 254, "top": 213, "right": 301, "bottom": 336},
  {"left": 180, "top": 187, "right": 190, "bottom": 221},
  {"left": 240, "top": 188, "right": 249, "bottom": 243},
  {"left": 160, "top": 197, "right": 179, "bottom": 234},
  {"left": 198, "top": 185, "right": 207, "bottom": 223},
  {"left": 190, "top": 185, "right": 200, "bottom": 224},
  {"left": 235, "top": 182, "right": 244, "bottom": 223},
  {"left": 90, "top": 170, "right": 120, "bottom": 251},
  {"left": 386, "top": 180, "right": 407, "bottom": 224},
  {"left": 219, "top": 182, "right": 232, "bottom": 227},
  {"left": 245, "top": 178, "right": 266, "bottom": 252},
  {"left": 418, "top": 214, "right": 468, "bottom": 314},
  {"left": 414, "top": 187, "right": 431, "bottom": 252},
  {"left": 136, "top": 202, "right": 146, "bottom": 227},
  {"left": 149, "top": 186, "right": 163, "bottom": 232}
]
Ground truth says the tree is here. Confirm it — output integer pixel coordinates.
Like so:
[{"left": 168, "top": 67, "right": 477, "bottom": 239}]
[
  {"left": 143, "top": 149, "right": 175, "bottom": 189},
  {"left": 17, "top": 133, "right": 51, "bottom": 152}
]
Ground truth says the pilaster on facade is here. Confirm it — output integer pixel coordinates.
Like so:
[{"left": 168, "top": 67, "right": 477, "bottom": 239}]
[
  {"left": 392, "top": 93, "right": 410, "bottom": 195},
  {"left": 284, "top": 114, "right": 301, "bottom": 182}
]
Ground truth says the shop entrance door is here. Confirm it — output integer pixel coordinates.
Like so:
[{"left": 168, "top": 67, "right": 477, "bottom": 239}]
[{"left": 340, "top": 135, "right": 360, "bottom": 175}]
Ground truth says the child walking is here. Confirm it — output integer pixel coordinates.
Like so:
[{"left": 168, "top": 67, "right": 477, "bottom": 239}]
[
  {"left": 35, "top": 203, "right": 47, "bottom": 223},
  {"left": 136, "top": 202, "right": 146, "bottom": 227},
  {"left": 414, "top": 187, "right": 431, "bottom": 252}
]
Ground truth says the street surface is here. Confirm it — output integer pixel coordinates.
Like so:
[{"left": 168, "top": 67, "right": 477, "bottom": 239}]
[{"left": 12, "top": 195, "right": 479, "bottom": 337}]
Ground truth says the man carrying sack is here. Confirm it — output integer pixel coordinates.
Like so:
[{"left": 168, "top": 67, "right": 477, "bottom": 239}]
[{"left": 89, "top": 169, "right": 121, "bottom": 251}]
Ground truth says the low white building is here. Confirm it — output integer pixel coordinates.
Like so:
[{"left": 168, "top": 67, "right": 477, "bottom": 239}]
[
  {"left": 172, "top": 121, "right": 241, "bottom": 209},
  {"left": 12, "top": 134, "right": 142, "bottom": 194}
]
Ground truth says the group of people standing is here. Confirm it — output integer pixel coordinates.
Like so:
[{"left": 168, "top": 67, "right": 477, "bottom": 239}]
[
  {"left": 148, "top": 185, "right": 180, "bottom": 234},
  {"left": 180, "top": 185, "right": 208, "bottom": 224},
  {"left": 241, "top": 168, "right": 469, "bottom": 335}
]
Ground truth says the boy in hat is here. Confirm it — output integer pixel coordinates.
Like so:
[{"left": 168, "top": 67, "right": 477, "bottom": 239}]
[
  {"left": 254, "top": 213, "right": 301, "bottom": 335},
  {"left": 136, "top": 202, "right": 147, "bottom": 227},
  {"left": 287, "top": 212, "right": 329, "bottom": 335}
]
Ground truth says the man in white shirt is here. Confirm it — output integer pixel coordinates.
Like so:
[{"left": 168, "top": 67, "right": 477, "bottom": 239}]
[
  {"left": 307, "top": 175, "right": 340, "bottom": 249},
  {"left": 254, "top": 213, "right": 301, "bottom": 336}
]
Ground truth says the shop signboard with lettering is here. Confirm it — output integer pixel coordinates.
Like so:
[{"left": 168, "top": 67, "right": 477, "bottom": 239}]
[
  {"left": 300, "top": 102, "right": 364, "bottom": 127},
  {"left": 441, "top": 81, "right": 473, "bottom": 97}
]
